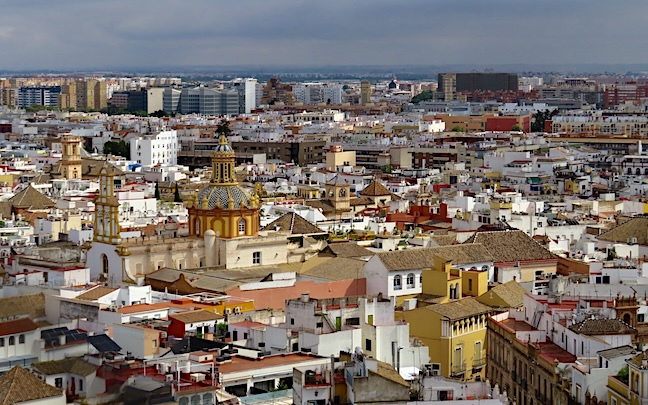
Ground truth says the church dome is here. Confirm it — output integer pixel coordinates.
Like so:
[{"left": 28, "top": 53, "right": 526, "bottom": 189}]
[{"left": 196, "top": 184, "right": 255, "bottom": 210}]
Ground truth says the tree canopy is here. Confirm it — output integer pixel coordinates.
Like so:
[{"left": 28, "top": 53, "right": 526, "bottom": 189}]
[
  {"left": 216, "top": 118, "right": 232, "bottom": 137},
  {"left": 531, "top": 109, "right": 560, "bottom": 132},
  {"left": 103, "top": 141, "right": 130, "bottom": 159},
  {"left": 411, "top": 90, "right": 435, "bottom": 104}
]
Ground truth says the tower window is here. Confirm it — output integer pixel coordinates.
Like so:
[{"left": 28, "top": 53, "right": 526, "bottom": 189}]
[
  {"left": 253, "top": 251, "right": 261, "bottom": 265},
  {"left": 238, "top": 219, "right": 246, "bottom": 235}
]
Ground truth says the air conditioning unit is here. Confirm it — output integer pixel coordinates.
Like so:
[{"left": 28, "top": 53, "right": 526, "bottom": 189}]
[{"left": 165, "top": 374, "right": 174, "bottom": 382}]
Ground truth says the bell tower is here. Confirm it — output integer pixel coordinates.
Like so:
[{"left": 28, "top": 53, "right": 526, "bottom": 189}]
[
  {"left": 326, "top": 180, "right": 351, "bottom": 212},
  {"left": 211, "top": 135, "right": 238, "bottom": 185},
  {"left": 94, "top": 161, "right": 121, "bottom": 245},
  {"left": 60, "top": 133, "right": 83, "bottom": 180}
]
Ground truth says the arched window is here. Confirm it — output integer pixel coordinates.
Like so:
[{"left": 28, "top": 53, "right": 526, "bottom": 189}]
[
  {"left": 455, "top": 283, "right": 460, "bottom": 299},
  {"left": 449, "top": 284, "right": 455, "bottom": 299},
  {"left": 101, "top": 254, "right": 109, "bottom": 275},
  {"left": 406, "top": 273, "right": 415, "bottom": 288},
  {"left": 238, "top": 218, "right": 246, "bottom": 235},
  {"left": 18, "top": 334, "right": 24, "bottom": 344},
  {"left": 393, "top": 275, "right": 402, "bottom": 290},
  {"left": 8, "top": 336, "right": 15, "bottom": 346}
]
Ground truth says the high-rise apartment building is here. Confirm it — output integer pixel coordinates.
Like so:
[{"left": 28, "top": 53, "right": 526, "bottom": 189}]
[
  {"left": 75, "top": 79, "right": 107, "bottom": 111},
  {"left": 261, "top": 78, "right": 293, "bottom": 105},
  {"left": 360, "top": 80, "right": 372, "bottom": 104},
  {"left": 162, "top": 87, "right": 239, "bottom": 115},
  {"left": 292, "top": 83, "right": 343, "bottom": 105},
  {"left": 437, "top": 73, "right": 518, "bottom": 101},
  {"left": 223, "top": 78, "right": 257, "bottom": 114},
  {"left": 17, "top": 86, "right": 61, "bottom": 108},
  {"left": 59, "top": 82, "right": 77, "bottom": 110}
]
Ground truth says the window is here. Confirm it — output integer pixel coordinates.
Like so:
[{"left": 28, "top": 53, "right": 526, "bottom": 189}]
[
  {"left": 238, "top": 219, "right": 246, "bottom": 235},
  {"left": 639, "top": 314, "right": 645, "bottom": 323},
  {"left": 18, "top": 335, "right": 24, "bottom": 344},
  {"left": 8, "top": 336, "right": 14, "bottom": 346},
  {"left": 393, "top": 275, "right": 402, "bottom": 290},
  {"left": 55, "top": 378, "right": 63, "bottom": 388},
  {"left": 79, "top": 378, "right": 83, "bottom": 392},
  {"left": 153, "top": 339, "right": 158, "bottom": 348},
  {"left": 0, "top": 338, "right": 3, "bottom": 347},
  {"left": 253, "top": 251, "right": 261, "bottom": 265},
  {"left": 468, "top": 279, "right": 473, "bottom": 291},
  {"left": 365, "top": 339, "right": 372, "bottom": 351},
  {"left": 406, "top": 273, "right": 415, "bottom": 288},
  {"left": 290, "top": 318, "right": 295, "bottom": 325}
]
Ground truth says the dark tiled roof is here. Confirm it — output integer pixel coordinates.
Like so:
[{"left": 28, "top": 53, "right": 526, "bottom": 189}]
[
  {"left": 375, "top": 244, "right": 494, "bottom": 271},
  {"left": 569, "top": 318, "right": 637, "bottom": 335},
  {"left": 169, "top": 310, "right": 223, "bottom": 324},
  {"left": 425, "top": 297, "right": 492, "bottom": 321},
  {"left": 76, "top": 286, "right": 118, "bottom": 301},
  {"left": 480, "top": 280, "right": 527, "bottom": 308},
  {"left": 597, "top": 217, "right": 648, "bottom": 245},
  {"left": 301, "top": 257, "right": 365, "bottom": 280},
  {"left": 0, "top": 293, "right": 45, "bottom": 320},
  {"left": 0, "top": 366, "right": 62, "bottom": 405},
  {"left": 463, "top": 230, "right": 555, "bottom": 262},
  {"left": 50, "top": 158, "right": 124, "bottom": 178},
  {"left": 261, "top": 212, "right": 324, "bottom": 235},
  {"left": 32, "top": 357, "right": 98, "bottom": 377},
  {"left": 8, "top": 185, "right": 55, "bottom": 209},
  {"left": 598, "top": 345, "right": 637, "bottom": 359},
  {"left": 0, "top": 318, "right": 38, "bottom": 337},
  {"left": 360, "top": 181, "right": 391, "bottom": 197},
  {"left": 350, "top": 197, "right": 374, "bottom": 206},
  {"left": 304, "top": 199, "right": 335, "bottom": 214},
  {"left": 321, "top": 242, "right": 373, "bottom": 258}
]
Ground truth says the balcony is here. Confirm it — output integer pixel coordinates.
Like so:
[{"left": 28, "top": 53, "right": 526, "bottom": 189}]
[
  {"left": 472, "top": 357, "right": 486, "bottom": 369},
  {"left": 535, "top": 389, "right": 548, "bottom": 405},
  {"left": 451, "top": 362, "right": 467, "bottom": 376}
]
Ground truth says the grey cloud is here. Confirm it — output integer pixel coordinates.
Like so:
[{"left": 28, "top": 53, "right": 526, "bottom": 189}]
[{"left": 0, "top": 0, "right": 646, "bottom": 70}]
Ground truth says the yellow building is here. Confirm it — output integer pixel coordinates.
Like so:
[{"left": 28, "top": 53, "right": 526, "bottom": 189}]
[
  {"left": 59, "top": 134, "right": 83, "bottom": 179},
  {"left": 608, "top": 350, "right": 648, "bottom": 405},
  {"left": 186, "top": 135, "right": 260, "bottom": 238},
  {"left": 401, "top": 296, "right": 491, "bottom": 379}
]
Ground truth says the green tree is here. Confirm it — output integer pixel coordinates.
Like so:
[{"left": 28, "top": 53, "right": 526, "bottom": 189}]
[
  {"left": 154, "top": 181, "right": 161, "bottom": 200},
  {"left": 531, "top": 109, "right": 560, "bottom": 132},
  {"left": 149, "top": 110, "right": 171, "bottom": 118},
  {"left": 381, "top": 164, "right": 395, "bottom": 173},
  {"left": 103, "top": 141, "right": 130, "bottom": 159},
  {"left": 511, "top": 124, "right": 523, "bottom": 132},
  {"left": 216, "top": 117, "right": 232, "bottom": 137},
  {"left": 411, "top": 90, "right": 435, "bottom": 103},
  {"left": 451, "top": 126, "right": 465, "bottom": 132},
  {"left": 173, "top": 183, "right": 182, "bottom": 203}
]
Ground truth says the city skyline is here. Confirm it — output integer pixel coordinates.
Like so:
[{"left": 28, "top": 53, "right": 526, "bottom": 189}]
[{"left": 2, "top": 0, "right": 648, "bottom": 71}]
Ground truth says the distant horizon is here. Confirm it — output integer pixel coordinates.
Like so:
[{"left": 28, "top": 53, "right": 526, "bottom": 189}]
[{"left": 4, "top": 63, "right": 648, "bottom": 77}]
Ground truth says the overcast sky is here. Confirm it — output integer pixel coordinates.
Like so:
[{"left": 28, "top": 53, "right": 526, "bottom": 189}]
[{"left": 1, "top": 0, "right": 645, "bottom": 70}]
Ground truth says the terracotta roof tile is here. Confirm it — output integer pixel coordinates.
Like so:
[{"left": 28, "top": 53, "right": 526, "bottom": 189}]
[
  {"left": 321, "top": 242, "right": 373, "bottom": 258},
  {"left": 8, "top": 185, "right": 55, "bottom": 209},
  {"left": 261, "top": 212, "right": 324, "bottom": 235},
  {"left": 569, "top": 318, "right": 637, "bottom": 335},
  {"left": 0, "top": 294, "right": 45, "bottom": 320},
  {"left": 463, "top": 230, "right": 555, "bottom": 262},
  {"left": 598, "top": 217, "right": 648, "bottom": 245},
  {"left": 375, "top": 244, "right": 494, "bottom": 271},
  {"left": 0, "top": 366, "right": 62, "bottom": 405},
  {"left": 32, "top": 357, "right": 98, "bottom": 377},
  {"left": 169, "top": 309, "right": 223, "bottom": 324},
  {"left": 76, "top": 286, "right": 118, "bottom": 301},
  {"left": 0, "top": 318, "right": 38, "bottom": 337},
  {"left": 360, "top": 181, "right": 391, "bottom": 197},
  {"left": 425, "top": 297, "right": 492, "bottom": 321}
]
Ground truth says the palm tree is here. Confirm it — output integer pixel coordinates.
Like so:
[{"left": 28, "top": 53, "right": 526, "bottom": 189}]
[{"left": 216, "top": 117, "right": 232, "bottom": 137}]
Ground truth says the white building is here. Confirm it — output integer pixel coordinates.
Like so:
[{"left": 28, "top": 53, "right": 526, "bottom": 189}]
[{"left": 130, "top": 130, "right": 179, "bottom": 166}]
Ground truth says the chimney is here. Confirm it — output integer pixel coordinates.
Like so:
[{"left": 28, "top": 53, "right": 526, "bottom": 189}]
[{"left": 301, "top": 293, "right": 310, "bottom": 303}]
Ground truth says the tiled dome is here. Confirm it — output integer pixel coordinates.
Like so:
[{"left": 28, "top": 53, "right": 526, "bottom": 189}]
[{"left": 196, "top": 185, "right": 252, "bottom": 210}]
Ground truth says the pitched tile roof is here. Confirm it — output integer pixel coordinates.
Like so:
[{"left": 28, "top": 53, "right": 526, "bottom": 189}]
[
  {"left": 375, "top": 244, "right": 494, "bottom": 271},
  {"left": 32, "top": 357, "right": 98, "bottom": 377},
  {"left": 569, "top": 318, "right": 637, "bottom": 335},
  {"left": 8, "top": 185, "right": 55, "bottom": 209},
  {"left": 169, "top": 309, "right": 224, "bottom": 324},
  {"left": 261, "top": 212, "right": 324, "bottom": 235},
  {"left": 301, "top": 257, "right": 365, "bottom": 280},
  {"left": 481, "top": 281, "right": 528, "bottom": 308},
  {"left": 360, "top": 181, "right": 391, "bottom": 197},
  {"left": 626, "top": 350, "right": 648, "bottom": 369},
  {"left": 463, "top": 230, "right": 556, "bottom": 262},
  {"left": 598, "top": 345, "right": 637, "bottom": 359},
  {"left": 0, "top": 366, "right": 62, "bottom": 405},
  {"left": 76, "top": 286, "right": 118, "bottom": 301},
  {"left": 425, "top": 297, "right": 492, "bottom": 321},
  {"left": 597, "top": 217, "right": 648, "bottom": 245},
  {"left": 0, "top": 293, "right": 45, "bottom": 320},
  {"left": 0, "top": 318, "right": 39, "bottom": 337},
  {"left": 321, "top": 242, "right": 373, "bottom": 258},
  {"left": 429, "top": 235, "right": 457, "bottom": 246},
  {"left": 372, "top": 360, "right": 410, "bottom": 388}
]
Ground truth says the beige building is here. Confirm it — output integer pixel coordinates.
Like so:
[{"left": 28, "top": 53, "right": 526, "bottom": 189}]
[
  {"left": 325, "top": 144, "right": 356, "bottom": 171},
  {"left": 75, "top": 79, "right": 107, "bottom": 111},
  {"left": 360, "top": 81, "right": 372, "bottom": 105}
]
